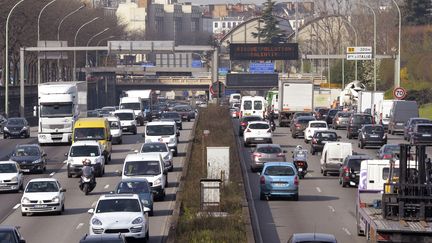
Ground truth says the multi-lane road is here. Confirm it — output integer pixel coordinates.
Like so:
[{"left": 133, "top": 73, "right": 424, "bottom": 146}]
[
  {"left": 237, "top": 119, "right": 432, "bottom": 243},
  {"left": 0, "top": 121, "right": 194, "bottom": 243}
]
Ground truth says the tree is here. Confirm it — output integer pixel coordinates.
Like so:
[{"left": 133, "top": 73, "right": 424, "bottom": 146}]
[
  {"left": 402, "top": 0, "right": 432, "bottom": 25},
  {"left": 252, "top": 0, "right": 287, "bottom": 43}
]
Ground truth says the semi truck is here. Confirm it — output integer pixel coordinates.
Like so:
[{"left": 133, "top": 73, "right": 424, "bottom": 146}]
[
  {"left": 35, "top": 82, "right": 87, "bottom": 145},
  {"left": 122, "top": 89, "right": 157, "bottom": 123},
  {"left": 278, "top": 79, "right": 314, "bottom": 127},
  {"left": 356, "top": 91, "right": 384, "bottom": 115},
  {"left": 356, "top": 145, "right": 432, "bottom": 242}
]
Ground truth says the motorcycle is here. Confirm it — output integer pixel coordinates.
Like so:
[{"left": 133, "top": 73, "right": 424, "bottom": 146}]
[
  {"left": 292, "top": 149, "right": 308, "bottom": 179},
  {"left": 79, "top": 167, "right": 96, "bottom": 195}
]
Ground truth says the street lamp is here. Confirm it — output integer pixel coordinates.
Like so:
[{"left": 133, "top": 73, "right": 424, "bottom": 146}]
[
  {"left": 340, "top": 18, "right": 358, "bottom": 81},
  {"left": 391, "top": 0, "right": 401, "bottom": 88},
  {"left": 86, "top": 28, "right": 109, "bottom": 67},
  {"left": 57, "top": 3, "right": 86, "bottom": 80},
  {"left": 5, "top": 0, "right": 25, "bottom": 117},
  {"left": 73, "top": 17, "right": 99, "bottom": 80},
  {"left": 37, "top": 0, "right": 58, "bottom": 84},
  {"left": 96, "top": 35, "right": 116, "bottom": 66}
]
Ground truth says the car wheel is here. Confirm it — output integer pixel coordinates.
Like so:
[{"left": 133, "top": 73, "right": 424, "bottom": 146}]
[
  {"left": 310, "top": 147, "right": 315, "bottom": 155},
  {"left": 348, "top": 133, "right": 352, "bottom": 139},
  {"left": 21, "top": 212, "right": 27, "bottom": 216},
  {"left": 342, "top": 180, "right": 348, "bottom": 187},
  {"left": 19, "top": 182, "right": 24, "bottom": 191},
  {"left": 173, "top": 148, "right": 178, "bottom": 157},
  {"left": 133, "top": 128, "right": 137, "bottom": 135},
  {"left": 188, "top": 118, "right": 191, "bottom": 122},
  {"left": 292, "top": 133, "right": 296, "bottom": 139},
  {"left": 3, "top": 134, "right": 7, "bottom": 139},
  {"left": 293, "top": 193, "right": 299, "bottom": 201},
  {"left": 145, "top": 229, "right": 150, "bottom": 242},
  {"left": 323, "top": 170, "right": 327, "bottom": 176},
  {"left": 62, "top": 204, "right": 65, "bottom": 212},
  {"left": 360, "top": 141, "right": 364, "bottom": 149},
  {"left": 260, "top": 191, "right": 266, "bottom": 200}
]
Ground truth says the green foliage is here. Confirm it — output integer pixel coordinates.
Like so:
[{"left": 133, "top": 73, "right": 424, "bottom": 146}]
[
  {"left": 420, "top": 103, "right": 432, "bottom": 119},
  {"left": 329, "top": 60, "right": 355, "bottom": 85},
  {"left": 302, "top": 60, "right": 312, "bottom": 73},
  {"left": 252, "top": 0, "right": 288, "bottom": 43},
  {"left": 402, "top": 0, "right": 432, "bottom": 26}
]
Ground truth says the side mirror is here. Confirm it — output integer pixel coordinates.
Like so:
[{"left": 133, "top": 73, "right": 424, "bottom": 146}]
[
  {"left": 143, "top": 207, "right": 151, "bottom": 213},
  {"left": 176, "top": 131, "right": 180, "bottom": 137},
  {"left": 43, "top": 153, "right": 47, "bottom": 157},
  {"left": 64, "top": 153, "right": 68, "bottom": 157},
  {"left": 108, "top": 135, "right": 112, "bottom": 141},
  {"left": 337, "top": 136, "right": 342, "bottom": 139},
  {"left": 88, "top": 208, "right": 95, "bottom": 214},
  {"left": 60, "top": 188, "right": 66, "bottom": 192}
]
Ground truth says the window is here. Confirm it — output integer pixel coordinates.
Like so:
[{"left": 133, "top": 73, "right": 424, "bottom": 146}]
[
  {"left": 214, "top": 22, "right": 219, "bottom": 28},
  {"left": 141, "top": 143, "right": 168, "bottom": 153},
  {"left": 222, "top": 22, "right": 226, "bottom": 28},
  {"left": 96, "top": 199, "right": 141, "bottom": 213},
  {"left": 233, "top": 22, "right": 237, "bottom": 27},
  {"left": 243, "top": 101, "right": 252, "bottom": 110},
  {"left": 264, "top": 166, "right": 295, "bottom": 176},
  {"left": 257, "top": 146, "right": 282, "bottom": 154},
  {"left": 74, "top": 128, "right": 105, "bottom": 141},
  {"left": 70, "top": 145, "right": 100, "bottom": 157},
  {"left": 310, "top": 123, "right": 327, "bottom": 128},
  {"left": 254, "top": 101, "right": 263, "bottom": 110},
  {"left": 227, "top": 22, "right": 231, "bottom": 28},
  {"left": 124, "top": 161, "right": 161, "bottom": 176},
  {"left": 146, "top": 125, "right": 175, "bottom": 136},
  {"left": 249, "top": 123, "right": 269, "bottom": 129}
]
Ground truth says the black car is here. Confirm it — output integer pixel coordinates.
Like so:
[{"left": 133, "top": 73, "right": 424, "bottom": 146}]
[
  {"left": 403, "top": 118, "right": 431, "bottom": 141},
  {"left": 173, "top": 105, "right": 195, "bottom": 121},
  {"left": 3, "top": 117, "right": 30, "bottom": 139},
  {"left": 160, "top": 112, "right": 182, "bottom": 130},
  {"left": 9, "top": 144, "right": 47, "bottom": 173},
  {"left": 80, "top": 234, "right": 126, "bottom": 243},
  {"left": 290, "top": 116, "right": 316, "bottom": 138},
  {"left": 310, "top": 131, "right": 339, "bottom": 155},
  {"left": 0, "top": 225, "right": 26, "bottom": 243},
  {"left": 410, "top": 123, "right": 432, "bottom": 145},
  {"left": 239, "top": 115, "right": 262, "bottom": 136},
  {"left": 150, "top": 105, "right": 163, "bottom": 120},
  {"left": 346, "top": 113, "right": 374, "bottom": 139},
  {"left": 339, "top": 155, "right": 370, "bottom": 187},
  {"left": 314, "top": 107, "right": 329, "bottom": 120},
  {"left": 325, "top": 109, "right": 340, "bottom": 125},
  {"left": 358, "top": 124, "right": 387, "bottom": 149}
]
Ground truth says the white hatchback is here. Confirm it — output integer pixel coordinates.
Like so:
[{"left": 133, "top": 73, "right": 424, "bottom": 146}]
[
  {"left": 88, "top": 194, "right": 150, "bottom": 241},
  {"left": 106, "top": 116, "right": 123, "bottom": 144},
  {"left": 0, "top": 161, "right": 24, "bottom": 192},
  {"left": 304, "top": 121, "right": 329, "bottom": 143},
  {"left": 21, "top": 178, "right": 66, "bottom": 216},
  {"left": 243, "top": 121, "right": 273, "bottom": 147}
]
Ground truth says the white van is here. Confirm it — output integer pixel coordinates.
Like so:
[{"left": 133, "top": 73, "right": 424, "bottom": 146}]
[
  {"left": 229, "top": 93, "right": 241, "bottom": 104},
  {"left": 320, "top": 142, "right": 352, "bottom": 176},
  {"left": 240, "top": 96, "right": 266, "bottom": 119},
  {"left": 114, "top": 109, "right": 137, "bottom": 135},
  {"left": 122, "top": 153, "right": 167, "bottom": 201},
  {"left": 106, "top": 116, "right": 122, "bottom": 144},
  {"left": 119, "top": 96, "right": 144, "bottom": 126},
  {"left": 144, "top": 121, "right": 179, "bottom": 156},
  {"left": 375, "top": 100, "right": 395, "bottom": 129}
]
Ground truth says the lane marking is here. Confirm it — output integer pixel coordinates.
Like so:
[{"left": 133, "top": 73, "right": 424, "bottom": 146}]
[
  {"left": 342, "top": 227, "right": 352, "bottom": 236},
  {"left": 316, "top": 187, "right": 322, "bottom": 193},
  {"left": 49, "top": 172, "right": 55, "bottom": 177},
  {"left": 104, "top": 184, "right": 109, "bottom": 189},
  {"left": 328, "top": 205, "right": 335, "bottom": 213},
  {"left": 13, "top": 204, "right": 20, "bottom": 210},
  {"left": 76, "top": 223, "right": 84, "bottom": 230}
]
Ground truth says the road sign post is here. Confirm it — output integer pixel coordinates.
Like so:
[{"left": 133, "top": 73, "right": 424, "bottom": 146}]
[
  {"left": 346, "top": 46, "right": 372, "bottom": 61},
  {"left": 393, "top": 87, "right": 407, "bottom": 100}
]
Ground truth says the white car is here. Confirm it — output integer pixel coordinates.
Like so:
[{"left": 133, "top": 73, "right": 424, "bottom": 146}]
[
  {"left": 66, "top": 141, "right": 106, "bottom": 178},
  {"left": 114, "top": 109, "right": 137, "bottom": 134},
  {"left": 21, "top": 178, "right": 66, "bottom": 216},
  {"left": 139, "top": 142, "right": 173, "bottom": 172},
  {"left": 243, "top": 121, "right": 273, "bottom": 147},
  {"left": 0, "top": 161, "right": 24, "bottom": 192},
  {"left": 304, "top": 121, "right": 329, "bottom": 143},
  {"left": 88, "top": 194, "right": 150, "bottom": 241},
  {"left": 144, "top": 120, "right": 179, "bottom": 156},
  {"left": 107, "top": 116, "right": 123, "bottom": 144}
]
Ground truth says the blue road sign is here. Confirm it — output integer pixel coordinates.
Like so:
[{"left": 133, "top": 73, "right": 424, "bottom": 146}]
[
  {"left": 249, "top": 62, "right": 274, "bottom": 73},
  {"left": 191, "top": 60, "right": 202, "bottom": 68}
]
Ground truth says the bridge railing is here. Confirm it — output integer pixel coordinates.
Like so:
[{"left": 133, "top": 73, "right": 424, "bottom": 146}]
[{"left": 116, "top": 76, "right": 212, "bottom": 85}]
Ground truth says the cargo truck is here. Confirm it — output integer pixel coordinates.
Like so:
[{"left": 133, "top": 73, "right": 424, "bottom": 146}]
[
  {"left": 278, "top": 79, "right": 314, "bottom": 127},
  {"left": 356, "top": 91, "right": 384, "bottom": 116},
  {"left": 35, "top": 82, "right": 87, "bottom": 145},
  {"left": 122, "top": 89, "right": 157, "bottom": 123}
]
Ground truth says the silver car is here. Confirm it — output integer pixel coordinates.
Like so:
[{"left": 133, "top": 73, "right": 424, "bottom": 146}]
[{"left": 250, "top": 144, "right": 286, "bottom": 172}]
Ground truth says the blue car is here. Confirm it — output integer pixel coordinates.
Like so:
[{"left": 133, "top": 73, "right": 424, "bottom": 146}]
[
  {"left": 259, "top": 162, "right": 299, "bottom": 201},
  {"left": 114, "top": 178, "right": 154, "bottom": 216}
]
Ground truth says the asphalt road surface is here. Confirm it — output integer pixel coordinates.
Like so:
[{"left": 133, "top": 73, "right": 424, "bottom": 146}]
[{"left": 0, "top": 121, "right": 194, "bottom": 243}]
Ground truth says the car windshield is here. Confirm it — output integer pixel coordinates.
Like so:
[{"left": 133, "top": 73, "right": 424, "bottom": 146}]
[
  {"left": 254, "top": 101, "right": 263, "bottom": 110},
  {"left": 174, "top": 106, "right": 191, "bottom": 112},
  {"left": 146, "top": 125, "right": 174, "bottom": 136},
  {"left": 249, "top": 123, "right": 269, "bottom": 129},
  {"left": 124, "top": 161, "right": 161, "bottom": 176},
  {"left": 109, "top": 121, "right": 120, "bottom": 129},
  {"left": 116, "top": 113, "right": 134, "bottom": 120},
  {"left": 116, "top": 181, "right": 150, "bottom": 194},
  {"left": 40, "top": 103, "right": 73, "bottom": 117},
  {"left": 264, "top": 166, "right": 295, "bottom": 176},
  {"left": 25, "top": 181, "right": 59, "bottom": 192},
  {"left": 299, "top": 118, "right": 315, "bottom": 124},
  {"left": 96, "top": 199, "right": 141, "bottom": 213},
  {"left": 70, "top": 145, "right": 100, "bottom": 157},
  {"left": 353, "top": 115, "right": 373, "bottom": 124},
  {"left": 310, "top": 123, "right": 327, "bottom": 128},
  {"left": 161, "top": 113, "right": 180, "bottom": 119},
  {"left": 87, "top": 111, "right": 99, "bottom": 117},
  {"left": 0, "top": 232, "right": 16, "bottom": 242},
  {"left": 317, "top": 132, "right": 337, "bottom": 139},
  {"left": 348, "top": 159, "right": 364, "bottom": 171},
  {"left": 0, "top": 164, "right": 17, "bottom": 173},
  {"left": 74, "top": 128, "right": 105, "bottom": 141},
  {"left": 364, "top": 126, "right": 384, "bottom": 133},
  {"left": 384, "top": 145, "right": 400, "bottom": 154},
  {"left": 141, "top": 143, "right": 168, "bottom": 153},
  {"left": 243, "top": 116, "right": 261, "bottom": 122},
  {"left": 338, "top": 112, "right": 352, "bottom": 118},
  {"left": 6, "top": 118, "right": 24, "bottom": 125},
  {"left": 102, "top": 107, "right": 116, "bottom": 112},
  {"left": 318, "top": 109, "right": 329, "bottom": 114},
  {"left": 411, "top": 119, "right": 431, "bottom": 125},
  {"left": 417, "top": 125, "right": 432, "bottom": 133},
  {"left": 328, "top": 110, "right": 339, "bottom": 116},
  {"left": 296, "top": 112, "right": 312, "bottom": 117},
  {"left": 257, "top": 146, "right": 282, "bottom": 154},
  {"left": 14, "top": 146, "right": 40, "bottom": 156},
  {"left": 121, "top": 103, "right": 140, "bottom": 110}
]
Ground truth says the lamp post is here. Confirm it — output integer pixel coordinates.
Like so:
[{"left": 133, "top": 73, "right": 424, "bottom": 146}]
[
  {"left": 96, "top": 35, "right": 115, "bottom": 66},
  {"left": 5, "top": 0, "right": 25, "bottom": 117},
  {"left": 37, "top": 0, "right": 58, "bottom": 84},
  {"left": 57, "top": 3, "right": 86, "bottom": 80},
  {"left": 73, "top": 17, "right": 99, "bottom": 80},
  {"left": 391, "top": 0, "right": 401, "bottom": 88},
  {"left": 340, "top": 18, "right": 358, "bottom": 81},
  {"left": 86, "top": 28, "right": 109, "bottom": 67}
]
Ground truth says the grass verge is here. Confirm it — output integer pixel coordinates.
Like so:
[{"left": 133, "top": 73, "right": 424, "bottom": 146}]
[
  {"left": 174, "top": 104, "right": 247, "bottom": 243},
  {"left": 420, "top": 103, "right": 432, "bottom": 119}
]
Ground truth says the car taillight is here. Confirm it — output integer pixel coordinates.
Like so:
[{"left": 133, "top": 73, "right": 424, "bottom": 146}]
[
  {"left": 294, "top": 176, "right": 299, "bottom": 186},
  {"left": 344, "top": 167, "right": 350, "bottom": 176},
  {"left": 277, "top": 153, "right": 285, "bottom": 158},
  {"left": 296, "top": 161, "right": 304, "bottom": 166},
  {"left": 383, "top": 154, "right": 392, "bottom": 159},
  {"left": 240, "top": 122, "right": 246, "bottom": 126},
  {"left": 260, "top": 176, "right": 265, "bottom": 184},
  {"left": 240, "top": 111, "right": 243, "bottom": 117},
  {"left": 312, "top": 138, "right": 317, "bottom": 144},
  {"left": 377, "top": 233, "right": 391, "bottom": 241},
  {"left": 295, "top": 123, "right": 301, "bottom": 128},
  {"left": 253, "top": 152, "right": 262, "bottom": 158},
  {"left": 245, "top": 129, "right": 251, "bottom": 133}
]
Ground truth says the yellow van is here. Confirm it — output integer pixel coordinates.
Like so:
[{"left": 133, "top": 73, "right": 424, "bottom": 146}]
[{"left": 72, "top": 118, "right": 112, "bottom": 162}]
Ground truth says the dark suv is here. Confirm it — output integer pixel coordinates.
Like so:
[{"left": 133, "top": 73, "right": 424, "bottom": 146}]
[
  {"left": 410, "top": 124, "right": 432, "bottom": 145},
  {"left": 314, "top": 108, "right": 329, "bottom": 120},
  {"left": 325, "top": 109, "right": 340, "bottom": 125},
  {"left": 290, "top": 116, "right": 316, "bottom": 138},
  {"left": 310, "top": 131, "right": 339, "bottom": 155},
  {"left": 339, "top": 155, "right": 370, "bottom": 187},
  {"left": 346, "top": 113, "right": 373, "bottom": 139},
  {"left": 358, "top": 124, "right": 387, "bottom": 149},
  {"left": 403, "top": 118, "right": 431, "bottom": 141}
]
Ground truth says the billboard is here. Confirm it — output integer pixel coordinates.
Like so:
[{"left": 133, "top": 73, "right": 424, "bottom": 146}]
[
  {"left": 229, "top": 43, "right": 298, "bottom": 60},
  {"left": 226, "top": 73, "right": 278, "bottom": 88}
]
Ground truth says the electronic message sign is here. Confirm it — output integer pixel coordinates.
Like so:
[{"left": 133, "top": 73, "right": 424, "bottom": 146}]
[{"left": 229, "top": 43, "right": 299, "bottom": 60}]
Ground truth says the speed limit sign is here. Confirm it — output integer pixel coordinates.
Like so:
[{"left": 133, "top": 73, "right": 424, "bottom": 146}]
[{"left": 393, "top": 87, "right": 407, "bottom": 100}]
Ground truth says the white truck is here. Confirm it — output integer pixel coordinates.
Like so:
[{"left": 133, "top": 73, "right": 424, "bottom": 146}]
[
  {"left": 278, "top": 79, "right": 314, "bottom": 127},
  {"left": 123, "top": 89, "right": 157, "bottom": 123},
  {"left": 35, "top": 82, "right": 87, "bottom": 145},
  {"left": 357, "top": 91, "right": 384, "bottom": 115},
  {"left": 375, "top": 99, "right": 395, "bottom": 129}
]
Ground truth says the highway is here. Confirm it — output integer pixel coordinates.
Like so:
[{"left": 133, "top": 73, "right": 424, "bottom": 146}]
[
  {"left": 236, "top": 119, "right": 428, "bottom": 243},
  {"left": 0, "top": 121, "right": 193, "bottom": 243}
]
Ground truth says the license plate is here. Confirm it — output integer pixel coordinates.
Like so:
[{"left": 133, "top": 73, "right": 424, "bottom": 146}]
[
  {"left": 397, "top": 123, "right": 404, "bottom": 126},
  {"left": 370, "top": 135, "right": 379, "bottom": 138},
  {"left": 34, "top": 205, "right": 47, "bottom": 208},
  {"left": 22, "top": 169, "right": 30, "bottom": 172},
  {"left": 122, "top": 128, "right": 128, "bottom": 131},
  {"left": 273, "top": 183, "right": 286, "bottom": 187},
  {"left": 255, "top": 138, "right": 264, "bottom": 140},
  {"left": 423, "top": 134, "right": 432, "bottom": 137},
  {"left": 51, "top": 134, "right": 62, "bottom": 138},
  {"left": 298, "top": 168, "right": 303, "bottom": 172}
]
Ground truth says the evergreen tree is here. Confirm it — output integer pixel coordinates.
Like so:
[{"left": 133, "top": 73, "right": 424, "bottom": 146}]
[
  {"left": 402, "top": 0, "right": 432, "bottom": 25},
  {"left": 252, "top": 0, "right": 288, "bottom": 43}
]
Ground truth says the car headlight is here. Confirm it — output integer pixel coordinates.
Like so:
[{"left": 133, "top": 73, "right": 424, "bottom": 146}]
[
  {"left": 145, "top": 139, "right": 152, "bottom": 143},
  {"left": 3, "top": 127, "right": 9, "bottom": 132},
  {"left": 163, "top": 154, "right": 170, "bottom": 161},
  {"left": 21, "top": 127, "right": 28, "bottom": 131},
  {"left": 169, "top": 138, "right": 176, "bottom": 143},
  {"left": 91, "top": 218, "right": 102, "bottom": 226},
  {"left": 141, "top": 199, "right": 149, "bottom": 206},
  {"left": 52, "top": 196, "right": 60, "bottom": 203},
  {"left": 32, "top": 159, "right": 42, "bottom": 164},
  {"left": 22, "top": 197, "right": 30, "bottom": 204},
  {"left": 95, "top": 157, "right": 103, "bottom": 164},
  {"left": 131, "top": 217, "right": 144, "bottom": 224},
  {"left": 10, "top": 176, "right": 18, "bottom": 182},
  {"left": 153, "top": 177, "right": 162, "bottom": 186}
]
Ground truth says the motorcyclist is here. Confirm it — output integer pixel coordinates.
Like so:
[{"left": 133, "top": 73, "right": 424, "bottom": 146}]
[
  {"left": 81, "top": 158, "right": 95, "bottom": 184},
  {"left": 267, "top": 109, "right": 276, "bottom": 130},
  {"left": 293, "top": 145, "right": 308, "bottom": 172}
]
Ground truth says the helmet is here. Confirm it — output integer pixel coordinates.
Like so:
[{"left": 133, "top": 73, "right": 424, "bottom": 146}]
[
  {"left": 82, "top": 158, "right": 91, "bottom": 166},
  {"left": 296, "top": 145, "right": 303, "bottom": 150}
]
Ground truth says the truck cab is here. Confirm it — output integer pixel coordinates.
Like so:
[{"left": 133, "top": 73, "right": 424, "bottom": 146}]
[
  {"left": 144, "top": 121, "right": 179, "bottom": 156},
  {"left": 119, "top": 97, "right": 144, "bottom": 126}
]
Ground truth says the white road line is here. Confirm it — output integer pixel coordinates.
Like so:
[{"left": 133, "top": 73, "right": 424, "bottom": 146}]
[
  {"left": 342, "top": 227, "right": 352, "bottom": 236},
  {"left": 76, "top": 223, "right": 84, "bottom": 230},
  {"left": 316, "top": 187, "right": 322, "bottom": 193},
  {"left": 328, "top": 205, "right": 335, "bottom": 213},
  {"left": 13, "top": 204, "right": 20, "bottom": 210},
  {"left": 104, "top": 184, "right": 109, "bottom": 189},
  {"left": 49, "top": 172, "right": 55, "bottom": 177}
]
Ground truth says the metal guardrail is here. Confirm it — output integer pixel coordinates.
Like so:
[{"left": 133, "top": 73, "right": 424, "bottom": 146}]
[{"left": 116, "top": 77, "right": 212, "bottom": 85}]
